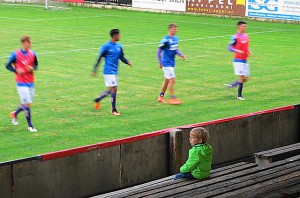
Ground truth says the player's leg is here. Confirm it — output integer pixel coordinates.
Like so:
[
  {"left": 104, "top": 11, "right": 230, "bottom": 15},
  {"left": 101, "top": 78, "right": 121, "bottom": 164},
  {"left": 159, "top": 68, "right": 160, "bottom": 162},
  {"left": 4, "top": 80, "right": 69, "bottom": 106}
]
[
  {"left": 167, "top": 78, "right": 182, "bottom": 105},
  {"left": 165, "top": 67, "right": 182, "bottom": 105},
  {"left": 225, "top": 79, "right": 239, "bottom": 88},
  {"left": 158, "top": 78, "right": 169, "bottom": 103},
  {"left": 225, "top": 62, "right": 240, "bottom": 89},
  {"left": 110, "top": 86, "right": 120, "bottom": 116},
  {"left": 237, "top": 75, "right": 246, "bottom": 100},
  {"left": 94, "top": 90, "right": 111, "bottom": 110},
  {"left": 237, "top": 62, "right": 250, "bottom": 100},
  {"left": 26, "top": 87, "right": 37, "bottom": 132},
  {"left": 17, "top": 86, "right": 37, "bottom": 131},
  {"left": 10, "top": 105, "right": 23, "bottom": 126},
  {"left": 103, "top": 75, "right": 120, "bottom": 116}
]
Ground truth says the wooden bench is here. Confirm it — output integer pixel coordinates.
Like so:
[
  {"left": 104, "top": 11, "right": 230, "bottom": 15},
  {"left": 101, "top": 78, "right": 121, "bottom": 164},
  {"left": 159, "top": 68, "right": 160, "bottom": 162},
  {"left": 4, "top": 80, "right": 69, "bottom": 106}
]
[
  {"left": 93, "top": 155, "right": 300, "bottom": 198},
  {"left": 254, "top": 143, "right": 300, "bottom": 167},
  {"left": 93, "top": 162, "right": 257, "bottom": 198}
]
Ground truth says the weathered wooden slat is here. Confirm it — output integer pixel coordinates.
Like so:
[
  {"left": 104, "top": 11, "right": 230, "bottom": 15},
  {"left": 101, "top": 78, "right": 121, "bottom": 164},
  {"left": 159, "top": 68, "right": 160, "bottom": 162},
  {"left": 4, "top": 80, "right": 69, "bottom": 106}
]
[
  {"left": 94, "top": 162, "right": 251, "bottom": 198},
  {"left": 187, "top": 161, "right": 300, "bottom": 198},
  {"left": 254, "top": 143, "right": 300, "bottom": 157},
  {"left": 214, "top": 170, "right": 300, "bottom": 198},
  {"left": 119, "top": 163, "right": 257, "bottom": 198},
  {"left": 257, "top": 183, "right": 300, "bottom": 198},
  {"left": 141, "top": 159, "right": 299, "bottom": 198}
]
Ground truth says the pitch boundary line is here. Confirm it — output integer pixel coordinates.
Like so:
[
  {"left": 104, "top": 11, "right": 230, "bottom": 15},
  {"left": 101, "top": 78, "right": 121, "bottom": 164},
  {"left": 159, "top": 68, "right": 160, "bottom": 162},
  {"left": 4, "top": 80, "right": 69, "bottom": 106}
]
[{"left": 0, "top": 30, "right": 281, "bottom": 59}]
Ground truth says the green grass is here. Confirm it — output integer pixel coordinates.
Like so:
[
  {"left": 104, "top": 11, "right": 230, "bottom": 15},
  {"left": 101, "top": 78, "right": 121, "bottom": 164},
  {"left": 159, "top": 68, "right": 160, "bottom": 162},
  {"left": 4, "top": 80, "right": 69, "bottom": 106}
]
[{"left": 0, "top": 4, "right": 299, "bottom": 162}]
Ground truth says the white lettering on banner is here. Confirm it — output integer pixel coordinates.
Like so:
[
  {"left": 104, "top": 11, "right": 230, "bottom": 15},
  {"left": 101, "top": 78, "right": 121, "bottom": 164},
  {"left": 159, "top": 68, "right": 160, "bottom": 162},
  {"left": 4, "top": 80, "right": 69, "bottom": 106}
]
[
  {"left": 246, "top": 0, "right": 300, "bottom": 21},
  {"left": 132, "top": 0, "right": 186, "bottom": 11},
  {"left": 206, "top": 0, "right": 233, "bottom": 4},
  {"left": 187, "top": 0, "right": 234, "bottom": 9}
]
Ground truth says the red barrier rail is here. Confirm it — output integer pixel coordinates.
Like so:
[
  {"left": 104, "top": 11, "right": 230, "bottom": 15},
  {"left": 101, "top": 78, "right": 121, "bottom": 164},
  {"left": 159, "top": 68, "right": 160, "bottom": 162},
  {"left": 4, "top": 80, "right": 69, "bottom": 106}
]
[{"left": 41, "top": 105, "right": 294, "bottom": 161}]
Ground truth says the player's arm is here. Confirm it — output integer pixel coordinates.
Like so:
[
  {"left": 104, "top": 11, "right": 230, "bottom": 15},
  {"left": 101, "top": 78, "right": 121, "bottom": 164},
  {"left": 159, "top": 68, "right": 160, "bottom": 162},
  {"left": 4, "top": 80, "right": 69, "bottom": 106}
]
[
  {"left": 176, "top": 49, "right": 186, "bottom": 60},
  {"left": 26, "top": 53, "right": 39, "bottom": 72},
  {"left": 180, "top": 149, "right": 200, "bottom": 173},
  {"left": 157, "top": 39, "right": 168, "bottom": 68},
  {"left": 93, "top": 46, "right": 107, "bottom": 74},
  {"left": 119, "top": 48, "right": 132, "bottom": 66},
  {"left": 33, "top": 53, "right": 39, "bottom": 70},
  {"left": 5, "top": 52, "right": 17, "bottom": 73},
  {"left": 227, "top": 35, "right": 244, "bottom": 54},
  {"left": 248, "top": 48, "right": 253, "bottom": 55}
]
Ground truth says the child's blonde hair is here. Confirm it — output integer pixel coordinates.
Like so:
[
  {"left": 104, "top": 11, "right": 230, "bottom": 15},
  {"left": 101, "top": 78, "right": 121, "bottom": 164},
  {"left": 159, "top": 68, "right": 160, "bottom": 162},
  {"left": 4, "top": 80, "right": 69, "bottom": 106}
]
[{"left": 190, "top": 127, "right": 209, "bottom": 143}]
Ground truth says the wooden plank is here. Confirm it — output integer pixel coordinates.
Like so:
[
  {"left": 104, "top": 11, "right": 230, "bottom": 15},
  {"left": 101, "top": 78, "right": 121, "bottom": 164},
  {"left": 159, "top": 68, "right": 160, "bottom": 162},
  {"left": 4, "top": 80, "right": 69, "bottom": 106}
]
[
  {"left": 256, "top": 143, "right": 300, "bottom": 156},
  {"left": 256, "top": 148, "right": 300, "bottom": 167},
  {"left": 254, "top": 143, "right": 300, "bottom": 157},
  {"left": 285, "top": 155, "right": 300, "bottom": 162},
  {"left": 153, "top": 160, "right": 300, "bottom": 198},
  {"left": 185, "top": 161, "right": 300, "bottom": 198},
  {"left": 119, "top": 163, "right": 257, "bottom": 198},
  {"left": 141, "top": 159, "right": 300, "bottom": 198},
  {"left": 93, "top": 163, "right": 251, "bottom": 198},
  {"left": 213, "top": 170, "right": 300, "bottom": 198},
  {"left": 257, "top": 183, "right": 300, "bottom": 198},
  {"left": 263, "top": 145, "right": 300, "bottom": 157},
  {"left": 132, "top": 164, "right": 258, "bottom": 198}
]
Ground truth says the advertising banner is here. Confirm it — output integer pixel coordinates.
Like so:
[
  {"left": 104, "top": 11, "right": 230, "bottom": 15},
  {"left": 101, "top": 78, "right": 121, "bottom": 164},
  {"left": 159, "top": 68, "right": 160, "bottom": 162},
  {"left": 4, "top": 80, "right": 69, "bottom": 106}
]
[
  {"left": 186, "top": 0, "right": 246, "bottom": 16},
  {"left": 247, "top": 0, "right": 300, "bottom": 21},
  {"left": 132, "top": 0, "right": 186, "bottom": 12}
]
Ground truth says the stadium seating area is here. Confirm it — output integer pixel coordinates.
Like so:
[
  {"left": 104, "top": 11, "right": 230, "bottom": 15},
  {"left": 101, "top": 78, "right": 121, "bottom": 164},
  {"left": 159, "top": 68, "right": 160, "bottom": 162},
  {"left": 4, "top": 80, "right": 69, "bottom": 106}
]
[{"left": 94, "top": 144, "right": 300, "bottom": 198}]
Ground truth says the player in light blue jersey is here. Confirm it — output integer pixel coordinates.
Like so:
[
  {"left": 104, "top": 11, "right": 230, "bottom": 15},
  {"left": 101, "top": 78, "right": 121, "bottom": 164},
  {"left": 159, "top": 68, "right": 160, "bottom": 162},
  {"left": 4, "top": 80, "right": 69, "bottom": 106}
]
[
  {"left": 93, "top": 29, "right": 132, "bottom": 116},
  {"left": 157, "top": 24, "right": 186, "bottom": 105}
]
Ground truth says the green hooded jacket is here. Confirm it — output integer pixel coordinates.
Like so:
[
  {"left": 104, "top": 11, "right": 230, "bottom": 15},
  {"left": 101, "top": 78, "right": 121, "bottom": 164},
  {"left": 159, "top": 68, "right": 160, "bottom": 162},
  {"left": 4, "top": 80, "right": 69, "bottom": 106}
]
[{"left": 180, "top": 143, "right": 212, "bottom": 179}]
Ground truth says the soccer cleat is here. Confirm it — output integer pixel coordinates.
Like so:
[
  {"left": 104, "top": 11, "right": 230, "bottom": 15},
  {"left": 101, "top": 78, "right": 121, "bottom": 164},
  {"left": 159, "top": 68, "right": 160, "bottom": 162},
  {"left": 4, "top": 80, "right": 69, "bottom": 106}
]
[
  {"left": 157, "top": 96, "right": 168, "bottom": 103},
  {"left": 237, "top": 96, "right": 246, "bottom": 100},
  {"left": 224, "top": 84, "right": 233, "bottom": 89},
  {"left": 112, "top": 110, "right": 121, "bottom": 116},
  {"left": 28, "top": 127, "right": 37, "bottom": 132},
  {"left": 94, "top": 102, "right": 101, "bottom": 110},
  {"left": 168, "top": 98, "right": 183, "bottom": 105},
  {"left": 10, "top": 112, "right": 19, "bottom": 126}
]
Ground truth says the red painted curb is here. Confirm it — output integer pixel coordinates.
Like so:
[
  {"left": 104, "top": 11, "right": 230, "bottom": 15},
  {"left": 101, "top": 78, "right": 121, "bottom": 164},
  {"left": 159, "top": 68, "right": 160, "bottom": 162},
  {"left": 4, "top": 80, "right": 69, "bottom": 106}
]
[{"left": 41, "top": 105, "right": 294, "bottom": 161}]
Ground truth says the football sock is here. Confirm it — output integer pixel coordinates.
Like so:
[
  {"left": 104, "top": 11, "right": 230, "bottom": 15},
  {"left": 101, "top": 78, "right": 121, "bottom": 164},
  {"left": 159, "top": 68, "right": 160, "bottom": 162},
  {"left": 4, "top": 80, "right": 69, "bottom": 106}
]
[
  {"left": 111, "top": 92, "right": 117, "bottom": 111},
  {"left": 24, "top": 106, "right": 33, "bottom": 127},
  {"left": 170, "top": 95, "right": 176, "bottom": 99},
  {"left": 15, "top": 105, "right": 25, "bottom": 116},
  {"left": 238, "top": 82, "right": 244, "bottom": 97},
  {"left": 230, "top": 79, "right": 239, "bottom": 87},
  {"left": 160, "top": 92, "right": 165, "bottom": 97},
  {"left": 95, "top": 90, "right": 111, "bottom": 102}
]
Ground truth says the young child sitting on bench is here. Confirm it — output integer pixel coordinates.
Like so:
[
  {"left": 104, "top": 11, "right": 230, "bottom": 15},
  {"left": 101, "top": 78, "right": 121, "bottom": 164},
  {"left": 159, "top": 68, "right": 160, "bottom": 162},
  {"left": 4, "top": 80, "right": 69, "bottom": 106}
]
[{"left": 174, "top": 127, "right": 212, "bottom": 180}]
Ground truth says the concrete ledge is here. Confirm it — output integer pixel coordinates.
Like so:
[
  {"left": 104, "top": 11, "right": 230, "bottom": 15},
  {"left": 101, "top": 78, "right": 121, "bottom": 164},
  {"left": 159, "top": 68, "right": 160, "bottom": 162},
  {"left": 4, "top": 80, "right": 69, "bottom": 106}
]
[
  {"left": 120, "top": 134, "right": 169, "bottom": 188},
  {"left": 13, "top": 146, "right": 120, "bottom": 198},
  {"left": 0, "top": 165, "right": 12, "bottom": 198}
]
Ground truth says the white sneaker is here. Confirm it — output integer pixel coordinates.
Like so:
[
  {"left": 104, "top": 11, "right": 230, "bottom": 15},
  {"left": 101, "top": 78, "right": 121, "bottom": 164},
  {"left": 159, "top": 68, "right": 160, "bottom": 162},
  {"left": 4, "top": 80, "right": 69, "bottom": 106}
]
[
  {"left": 12, "top": 118, "right": 19, "bottom": 126},
  {"left": 237, "top": 96, "right": 246, "bottom": 100},
  {"left": 10, "top": 112, "right": 19, "bottom": 126},
  {"left": 28, "top": 127, "right": 37, "bottom": 132}
]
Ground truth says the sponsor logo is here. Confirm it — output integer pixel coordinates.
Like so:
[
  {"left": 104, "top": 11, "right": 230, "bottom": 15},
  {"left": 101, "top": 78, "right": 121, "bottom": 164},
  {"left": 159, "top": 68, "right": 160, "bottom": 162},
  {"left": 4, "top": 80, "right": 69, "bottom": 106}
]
[
  {"left": 248, "top": 0, "right": 278, "bottom": 12},
  {"left": 186, "top": 0, "right": 246, "bottom": 16}
]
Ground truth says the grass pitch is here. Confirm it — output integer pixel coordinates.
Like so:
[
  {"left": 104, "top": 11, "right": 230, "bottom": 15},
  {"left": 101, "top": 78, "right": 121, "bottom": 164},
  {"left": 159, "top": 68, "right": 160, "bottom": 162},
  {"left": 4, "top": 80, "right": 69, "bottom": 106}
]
[{"left": 0, "top": 4, "right": 299, "bottom": 162}]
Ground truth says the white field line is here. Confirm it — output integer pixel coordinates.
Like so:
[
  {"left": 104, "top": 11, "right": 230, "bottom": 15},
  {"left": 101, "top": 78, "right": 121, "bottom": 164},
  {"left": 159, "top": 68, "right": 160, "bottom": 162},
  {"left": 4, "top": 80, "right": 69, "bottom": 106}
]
[
  {"left": 0, "top": 6, "right": 295, "bottom": 32},
  {"left": 0, "top": 30, "right": 280, "bottom": 59},
  {"left": 0, "top": 15, "right": 104, "bottom": 21}
]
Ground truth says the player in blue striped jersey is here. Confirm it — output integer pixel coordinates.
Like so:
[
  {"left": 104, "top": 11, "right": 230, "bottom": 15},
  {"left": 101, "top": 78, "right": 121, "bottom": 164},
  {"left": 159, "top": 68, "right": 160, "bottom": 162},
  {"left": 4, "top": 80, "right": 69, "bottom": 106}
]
[{"left": 157, "top": 24, "right": 186, "bottom": 105}]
